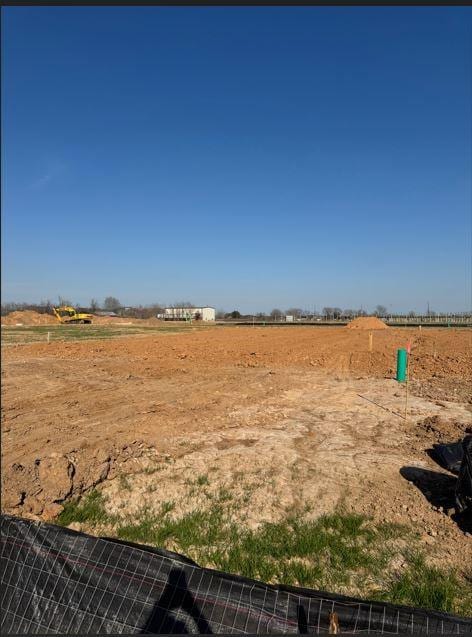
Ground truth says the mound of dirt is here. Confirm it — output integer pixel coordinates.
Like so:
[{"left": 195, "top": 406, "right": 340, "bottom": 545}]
[
  {"left": 416, "top": 415, "right": 471, "bottom": 445},
  {"left": 1, "top": 311, "right": 56, "bottom": 326},
  {"left": 346, "top": 316, "right": 388, "bottom": 330}
]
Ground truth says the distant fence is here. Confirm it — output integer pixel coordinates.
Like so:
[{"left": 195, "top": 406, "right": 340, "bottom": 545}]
[
  {"left": 219, "top": 315, "right": 472, "bottom": 327},
  {"left": 387, "top": 315, "right": 471, "bottom": 325}
]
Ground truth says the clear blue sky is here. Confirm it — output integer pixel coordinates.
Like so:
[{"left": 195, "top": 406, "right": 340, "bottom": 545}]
[{"left": 2, "top": 7, "right": 471, "bottom": 314}]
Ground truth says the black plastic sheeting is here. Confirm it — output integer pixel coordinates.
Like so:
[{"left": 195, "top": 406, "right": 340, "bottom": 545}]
[
  {"left": 432, "top": 435, "right": 472, "bottom": 514},
  {"left": 432, "top": 441, "right": 463, "bottom": 475},
  {"left": 1, "top": 514, "right": 471, "bottom": 635},
  {"left": 456, "top": 435, "right": 472, "bottom": 514}
]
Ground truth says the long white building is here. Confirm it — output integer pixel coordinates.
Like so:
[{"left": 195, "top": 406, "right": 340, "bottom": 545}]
[{"left": 158, "top": 307, "right": 216, "bottom": 321}]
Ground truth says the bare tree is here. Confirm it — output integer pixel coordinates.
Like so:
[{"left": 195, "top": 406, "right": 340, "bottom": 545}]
[
  {"left": 408, "top": 310, "right": 416, "bottom": 318},
  {"left": 333, "top": 307, "right": 342, "bottom": 319},
  {"left": 322, "top": 307, "right": 333, "bottom": 319},
  {"left": 2, "top": 300, "right": 53, "bottom": 315},
  {"left": 103, "top": 296, "right": 121, "bottom": 312},
  {"left": 286, "top": 308, "right": 303, "bottom": 318},
  {"left": 90, "top": 298, "right": 99, "bottom": 312},
  {"left": 215, "top": 308, "right": 226, "bottom": 319},
  {"left": 172, "top": 301, "right": 194, "bottom": 308},
  {"left": 39, "top": 299, "right": 53, "bottom": 314},
  {"left": 58, "top": 296, "right": 72, "bottom": 307},
  {"left": 270, "top": 308, "right": 282, "bottom": 320},
  {"left": 374, "top": 305, "right": 388, "bottom": 317}
]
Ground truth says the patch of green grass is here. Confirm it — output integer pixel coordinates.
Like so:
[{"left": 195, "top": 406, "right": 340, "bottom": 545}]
[
  {"left": 161, "top": 501, "right": 175, "bottom": 514},
  {"left": 119, "top": 474, "right": 132, "bottom": 490},
  {"left": 1, "top": 322, "right": 213, "bottom": 345},
  {"left": 375, "top": 554, "right": 472, "bottom": 616},
  {"left": 116, "top": 503, "right": 227, "bottom": 555},
  {"left": 216, "top": 487, "right": 233, "bottom": 502},
  {"left": 216, "top": 512, "right": 389, "bottom": 588},
  {"left": 196, "top": 474, "right": 209, "bottom": 486},
  {"left": 57, "top": 490, "right": 115, "bottom": 527},
  {"left": 143, "top": 464, "right": 162, "bottom": 475},
  {"left": 115, "top": 505, "right": 400, "bottom": 592}
]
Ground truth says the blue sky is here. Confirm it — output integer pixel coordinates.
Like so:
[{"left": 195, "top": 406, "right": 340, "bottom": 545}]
[{"left": 2, "top": 7, "right": 471, "bottom": 313}]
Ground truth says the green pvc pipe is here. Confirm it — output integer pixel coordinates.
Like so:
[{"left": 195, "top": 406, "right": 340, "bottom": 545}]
[{"left": 396, "top": 348, "right": 408, "bottom": 382}]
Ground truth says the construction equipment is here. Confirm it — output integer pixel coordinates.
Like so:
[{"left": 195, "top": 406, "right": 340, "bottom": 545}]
[{"left": 52, "top": 306, "right": 93, "bottom": 324}]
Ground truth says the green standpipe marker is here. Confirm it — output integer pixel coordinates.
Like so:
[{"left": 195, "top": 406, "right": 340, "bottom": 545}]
[{"left": 396, "top": 348, "right": 408, "bottom": 382}]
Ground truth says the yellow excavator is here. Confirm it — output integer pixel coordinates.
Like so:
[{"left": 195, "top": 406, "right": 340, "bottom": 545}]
[{"left": 52, "top": 306, "right": 93, "bottom": 324}]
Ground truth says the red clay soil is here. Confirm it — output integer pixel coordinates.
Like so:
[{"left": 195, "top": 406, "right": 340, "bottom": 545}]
[
  {"left": 346, "top": 316, "right": 388, "bottom": 330},
  {"left": 1, "top": 326, "right": 471, "bottom": 531}
]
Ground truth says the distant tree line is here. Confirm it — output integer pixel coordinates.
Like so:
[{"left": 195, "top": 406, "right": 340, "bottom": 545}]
[
  {"left": 2, "top": 298, "right": 470, "bottom": 319},
  {"left": 215, "top": 306, "right": 471, "bottom": 320},
  {"left": 219, "top": 306, "right": 389, "bottom": 320},
  {"left": 0, "top": 297, "right": 198, "bottom": 319}
]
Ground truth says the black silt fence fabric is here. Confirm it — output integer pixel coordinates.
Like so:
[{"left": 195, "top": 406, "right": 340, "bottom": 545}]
[
  {"left": 1, "top": 514, "right": 471, "bottom": 634},
  {"left": 456, "top": 435, "right": 472, "bottom": 513},
  {"left": 432, "top": 441, "right": 464, "bottom": 475}
]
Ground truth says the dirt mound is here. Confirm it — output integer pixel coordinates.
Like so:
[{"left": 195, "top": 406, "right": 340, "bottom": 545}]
[
  {"left": 1, "top": 311, "right": 56, "bottom": 326},
  {"left": 416, "top": 415, "right": 471, "bottom": 445},
  {"left": 346, "top": 316, "right": 388, "bottom": 330},
  {"left": 1, "top": 311, "right": 169, "bottom": 328}
]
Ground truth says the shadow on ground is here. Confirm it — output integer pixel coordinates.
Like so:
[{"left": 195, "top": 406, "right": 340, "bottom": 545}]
[{"left": 400, "top": 466, "right": 471, "bottom": 534}]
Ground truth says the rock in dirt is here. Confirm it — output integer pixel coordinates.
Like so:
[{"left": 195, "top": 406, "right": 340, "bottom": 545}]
[
  {"left": 42, "top": 503, "right": 64, "bottom": 520},
  {"left": 67, "top": 522, "right": 83, "bottom": 532}
]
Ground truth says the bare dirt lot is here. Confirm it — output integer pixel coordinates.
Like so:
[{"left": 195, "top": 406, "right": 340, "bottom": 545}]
[{"left": 1, "top": 324, "right": 471, "bottom": 600}]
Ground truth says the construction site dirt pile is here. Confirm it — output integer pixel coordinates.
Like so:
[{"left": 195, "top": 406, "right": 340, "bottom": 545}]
[
  {"left": 1, "top": 311, "right": 56, "bottom": 326},
  {"left": 346, "top": 316, "right": 389, "bottom": 330},
  {"left": 1, "top": 311, "right": 167, "bottom": 327}
]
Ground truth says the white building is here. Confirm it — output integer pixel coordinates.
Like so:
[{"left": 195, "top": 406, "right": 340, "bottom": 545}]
[{"left": 158, "top": 307, "right": 216, "bottom": 322}]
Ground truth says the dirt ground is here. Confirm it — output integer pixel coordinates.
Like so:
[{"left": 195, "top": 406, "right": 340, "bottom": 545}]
[{"left": 1, "top": 325, "right": 471, "bottom": 571}]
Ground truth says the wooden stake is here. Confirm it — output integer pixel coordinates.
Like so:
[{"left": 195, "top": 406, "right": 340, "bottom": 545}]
[
  {"left": 368, "top": 332, "right": 373, "bottom": 352},
  {"left": 404, "top": 352, "right": 410, "bottom": 422},
  {"left": 404, "top": 376, "right": 409, "bottom": 421},
  {"left": 47, "top": 332, "right": 50, "bottom": 343}
]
